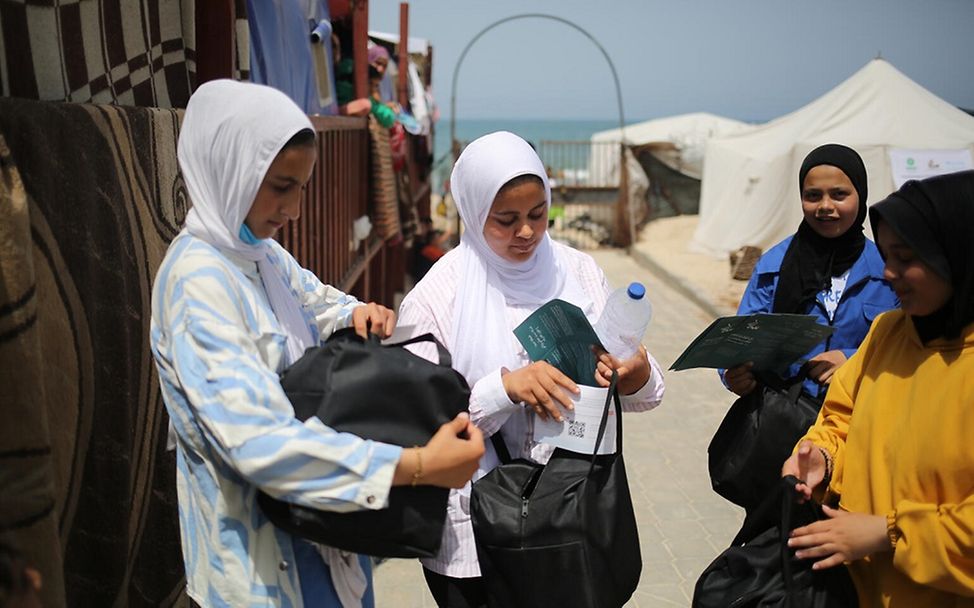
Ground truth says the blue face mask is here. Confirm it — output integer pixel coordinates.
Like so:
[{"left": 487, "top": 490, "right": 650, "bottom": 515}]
[{"left": 239, "top": 222, "right": 261, "bottom": 245}]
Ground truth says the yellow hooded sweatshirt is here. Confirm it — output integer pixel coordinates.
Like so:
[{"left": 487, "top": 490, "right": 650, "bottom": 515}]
[{"left": 802, "top": 309, "right": 974, "bottom": 607}]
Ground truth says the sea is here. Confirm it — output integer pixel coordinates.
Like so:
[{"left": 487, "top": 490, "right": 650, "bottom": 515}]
[{"left": 430, "top": 117, "right": 622, "bottom": 190}]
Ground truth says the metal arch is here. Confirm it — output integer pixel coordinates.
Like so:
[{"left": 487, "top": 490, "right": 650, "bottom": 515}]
[{"left": 449, "top": 13, "right": 626, "bottom": 157}]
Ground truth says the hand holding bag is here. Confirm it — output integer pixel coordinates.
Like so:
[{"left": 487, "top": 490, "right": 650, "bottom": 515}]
[
  {"left": 693, "top": 475, "right": 858, "bottom": 608},
  {"left": 470, "top": 372, "right": 641, "bottom": 608},
  {"left": 708, "top": 370, "right": 823, "bottom": 512},
  {"left": 257, "top": 328, "right": 471, "bottom": 558}
]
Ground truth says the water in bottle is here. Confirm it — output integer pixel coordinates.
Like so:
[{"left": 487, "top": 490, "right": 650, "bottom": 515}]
[{"left": 594, "top": 282, "right": 653, "bottom": 360}]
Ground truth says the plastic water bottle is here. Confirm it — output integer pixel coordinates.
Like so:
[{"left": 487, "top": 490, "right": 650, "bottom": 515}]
[{"left": 594, "top": 282, "right": 653, "bottom": 360}]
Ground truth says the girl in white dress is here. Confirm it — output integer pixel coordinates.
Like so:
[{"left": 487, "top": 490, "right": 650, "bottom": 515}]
[{"left": 398, "top": 131, "right": 666, "bottom": 607}]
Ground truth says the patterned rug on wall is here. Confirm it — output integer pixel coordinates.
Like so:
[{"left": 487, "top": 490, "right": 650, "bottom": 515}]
[
  {"left": 0, "top": 131, "right": 67, "bottom": 608},
  {"left": 0, "top": 0, "right": 195, "bottom": 107},
  {"left": 0, "top": 97, "right": 188, "bottom": 607}
]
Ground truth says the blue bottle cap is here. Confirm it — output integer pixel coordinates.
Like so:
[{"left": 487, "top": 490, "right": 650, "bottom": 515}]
[{"left": 627, "top": 282, "right": 646, "bottom": 299}]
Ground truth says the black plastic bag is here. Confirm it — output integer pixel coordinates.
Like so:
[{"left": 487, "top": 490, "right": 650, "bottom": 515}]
[{"left": 693, "top": 475, "right": 859, "bottom": 608}]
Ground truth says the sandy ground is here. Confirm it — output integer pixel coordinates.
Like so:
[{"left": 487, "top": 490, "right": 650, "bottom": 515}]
[{"left": 634, "top": 215, "right": 748, "bottom": 315}]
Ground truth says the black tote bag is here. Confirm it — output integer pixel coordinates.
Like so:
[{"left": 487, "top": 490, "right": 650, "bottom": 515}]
[
  {"left": 470, "top": 372, "right": 641, "bottom": 608},
  {"left": 708, "top": 371, "right": 823, "bottom": 512},
  {"left": 257, "top": 328, "right": 471, "bottom": 558},
  {"left": 693, "top": 475, "right": 859, "bottom": 608}
]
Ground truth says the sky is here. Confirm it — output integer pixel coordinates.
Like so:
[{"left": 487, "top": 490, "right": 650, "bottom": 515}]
[{"left": 367, "top": 0, "right": 974, "bottom": 123}]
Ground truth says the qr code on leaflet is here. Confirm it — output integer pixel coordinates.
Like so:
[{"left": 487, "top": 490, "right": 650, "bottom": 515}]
[{"left": 568, "top": 420, "right": 586, "bottom": 438}]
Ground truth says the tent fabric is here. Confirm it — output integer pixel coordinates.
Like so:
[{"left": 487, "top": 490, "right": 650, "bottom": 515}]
[
  {"left": 693, "top": 59, "right": 974, "bottom": 256},
  {"left": 590, "top": 113, "right": 750, "bottom": 182},
  {"left": 368, "top": 30, "right": 431, "bottom": 55}
]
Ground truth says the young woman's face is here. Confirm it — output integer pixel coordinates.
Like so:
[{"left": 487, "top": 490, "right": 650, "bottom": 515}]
[
  {"left": 876, "top": 221, "right": 953, "bottom": 317},
  {"left": 483, "top": 178, "right": 548, "bottom": 263},
  {"left": 801, "top": 165, "right": 860, "bottom": 238},
  {"left": 245, "top": 144, "right": 316, "bottom": 239}
]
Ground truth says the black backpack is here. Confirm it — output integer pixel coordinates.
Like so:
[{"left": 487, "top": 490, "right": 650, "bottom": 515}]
[{"left": 257, "top": 328, "right": 470, "bottom": 558}]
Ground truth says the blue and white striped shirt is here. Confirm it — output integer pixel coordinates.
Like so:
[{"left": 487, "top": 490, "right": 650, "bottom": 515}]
[{"left": 151, "top": 233, "right": 402, "bottom": 607}]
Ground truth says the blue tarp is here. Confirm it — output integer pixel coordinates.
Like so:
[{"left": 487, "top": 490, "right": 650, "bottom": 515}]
[{"left": 247, "top": 0, "right": 338, "bottom": 115}]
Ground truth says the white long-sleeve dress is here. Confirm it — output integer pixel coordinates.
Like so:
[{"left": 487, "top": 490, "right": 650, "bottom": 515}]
[{"left": 398, "top": 241, "right": 665, "bottom": 578}]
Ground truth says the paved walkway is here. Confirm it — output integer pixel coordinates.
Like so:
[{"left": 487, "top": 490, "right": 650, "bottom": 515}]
[{"left": 374, "top": 248, "right": 744, "bottom": 607}]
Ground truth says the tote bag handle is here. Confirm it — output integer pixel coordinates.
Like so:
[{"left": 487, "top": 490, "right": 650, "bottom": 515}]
[
  {"left": 376, "top": 332, "right": 453, "bottom": 368},
  {"left": 779, "top": 474, "right": 802, "bottom": 606},
  {"left": 587, "top": 370, "right": 623, "bottom": 477},
  {"left": 753, "top": 367, "right": 812, "bottom": 405}
]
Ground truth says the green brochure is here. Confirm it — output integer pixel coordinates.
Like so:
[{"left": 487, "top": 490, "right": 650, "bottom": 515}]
[
  {"left": 513, "top": 299, "right": 604, "bottom": 386},
  {"left": 670, "top": 313, "right": 834, "bottom": 372}
]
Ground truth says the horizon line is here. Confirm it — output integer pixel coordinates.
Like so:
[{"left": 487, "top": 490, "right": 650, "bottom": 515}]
[
  {"left": 439, "top": 115, "right": 769, "bottom": 124},
  {"left": 443, "top": 116, "right": 626, "bottom": 121}
]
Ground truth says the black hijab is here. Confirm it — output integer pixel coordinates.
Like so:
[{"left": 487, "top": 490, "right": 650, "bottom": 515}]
[
  {"left": 773, "top": 144, "right": 869, "bottom": 313},
  {"left": 869, "top": 170, "right": 974, "bottom": 343}
]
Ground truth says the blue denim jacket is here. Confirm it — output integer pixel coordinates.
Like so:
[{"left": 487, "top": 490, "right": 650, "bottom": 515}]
[{"left": 721, "top": 235, "right": 899, "bottom": 398}]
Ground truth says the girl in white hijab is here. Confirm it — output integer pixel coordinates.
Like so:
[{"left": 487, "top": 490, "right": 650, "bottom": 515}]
[
  {"left": 398, "top": 131, "right": 666, "bottom": 607},
  {"left": 151, "top": 80, "right": 483, "bottom": 608}
]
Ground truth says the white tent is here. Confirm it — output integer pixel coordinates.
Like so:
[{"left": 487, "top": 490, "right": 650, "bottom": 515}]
[
  {"left": 693, "top": 59, "right": 974, "bottom": 256},
  {"left": 590, "top": 112, "right": 750, "bottom": 182}
]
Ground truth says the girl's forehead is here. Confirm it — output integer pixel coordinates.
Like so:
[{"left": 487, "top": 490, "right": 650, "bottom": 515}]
[
  {"left": 489, "top": 181, "right": 545, "bottom": 211},
  {"left": 803, "top": 164, "right": 851, "bottom": 185}
]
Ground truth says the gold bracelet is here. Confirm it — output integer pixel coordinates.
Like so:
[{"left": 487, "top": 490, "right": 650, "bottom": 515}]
[
  {"left": 886, "top": 511, "right": 901, "bottom": 550},
  {"left": 411, "top": 447, "right": 424, "bottom": 487},
  {"left": 817, "top": 447, "right": 834, "bottom": 486}
]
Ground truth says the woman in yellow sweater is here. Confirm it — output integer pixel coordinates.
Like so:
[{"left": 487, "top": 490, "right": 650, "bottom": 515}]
[{"left": 782, "top": 170, "right": 974, "bottom": 607}]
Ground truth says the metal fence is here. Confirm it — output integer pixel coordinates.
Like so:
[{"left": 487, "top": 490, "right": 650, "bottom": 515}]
[
  {"left": 539, "top": 140, "right": 624, "bottom": 249},
  {"left": 278, "top": 115, "right": 401, "bottom": 305},
  {"left": 537, "top": 139, "right": 621, "bottom": 189},
  {"left": 448, "top": 138, "right": 628, "bottom": 249}
]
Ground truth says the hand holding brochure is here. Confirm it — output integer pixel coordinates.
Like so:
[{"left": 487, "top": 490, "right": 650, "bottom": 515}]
[
  {"left": 513, "top": 300, "right": 616, "bottom": 454},
  {"left": 533, "top": 385, "right": 616, "bottom": 455},
  {"left": 669, "top": 313, "right": 833, "bottom": 372},
  {"left": 513, "top": 299, "right": 603, "bottom": 386}
]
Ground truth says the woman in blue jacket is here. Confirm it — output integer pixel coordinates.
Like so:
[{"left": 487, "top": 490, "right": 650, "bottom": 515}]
[{"left": 723, "top": 144, "right": 898, "bottom": 400}]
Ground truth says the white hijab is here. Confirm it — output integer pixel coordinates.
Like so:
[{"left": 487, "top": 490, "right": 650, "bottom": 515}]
[
  {"left": 449, "top": 131, "right": 591, "bottom": 385},
  {"left": 178, "top": 80, "right": 366, "bottom": 606},
  {"left": 179, "top": 79, "right": 315, "bottom": 365}
]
